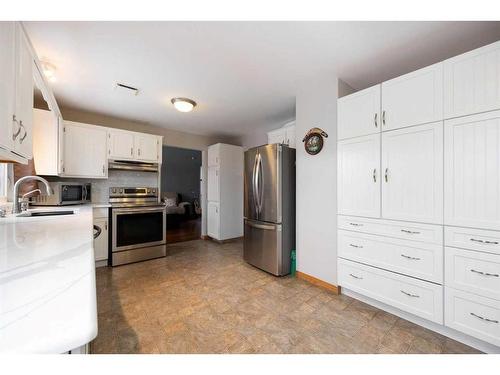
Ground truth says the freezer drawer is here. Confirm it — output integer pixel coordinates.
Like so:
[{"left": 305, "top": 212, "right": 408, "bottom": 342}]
[{"left": 244, "top": 219, "right": 289, "bottom": 276}]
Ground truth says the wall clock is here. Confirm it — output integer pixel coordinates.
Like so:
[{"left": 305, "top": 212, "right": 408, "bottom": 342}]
[{"left": 302, "top": 127, "right": 328, "bottom": 155}]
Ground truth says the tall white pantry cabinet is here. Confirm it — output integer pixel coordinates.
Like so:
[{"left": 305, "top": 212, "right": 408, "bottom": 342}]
[
  {"left": 337, "top": 40, "right": 500, "bottom": 351},
  {"left": 207, "top": 143, "right": 244, "bottom": 241}
]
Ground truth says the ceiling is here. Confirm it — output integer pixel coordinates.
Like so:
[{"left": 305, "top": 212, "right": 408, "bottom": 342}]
[{"left": 25, "top": 21, "right": 500, "bottom": 138}]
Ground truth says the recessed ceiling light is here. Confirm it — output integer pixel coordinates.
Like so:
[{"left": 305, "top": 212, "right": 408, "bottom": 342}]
[
  {"left": 171, "top": 97, "right": 197, "bottom": 113},
  {"left": 41, "top": 61, "right": 57, "bottom": 82}
]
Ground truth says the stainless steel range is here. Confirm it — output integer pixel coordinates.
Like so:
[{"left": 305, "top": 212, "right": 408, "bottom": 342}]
[{"left": 109, "top": 187, "right": 166, "bottom": 266}]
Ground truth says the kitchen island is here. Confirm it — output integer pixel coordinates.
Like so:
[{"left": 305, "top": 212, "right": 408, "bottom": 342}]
[{"left": 0, "top": 206, "right": 97, "bottom": 353}]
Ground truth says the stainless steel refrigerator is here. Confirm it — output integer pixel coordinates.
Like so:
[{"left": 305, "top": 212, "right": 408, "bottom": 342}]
[{"left": 244, "top": 143, "right": 296, "bottom": 276}]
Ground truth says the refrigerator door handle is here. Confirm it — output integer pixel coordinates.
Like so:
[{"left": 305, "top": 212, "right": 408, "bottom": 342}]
[
  {"left": 257, "top": 153, "right": 264, "bottom": 214},
  {"left": 252, "top": 152, "right": 259, "bottom": 215},
  {"left": 246, "top": 220, "right": 277, "bottom": 231}
]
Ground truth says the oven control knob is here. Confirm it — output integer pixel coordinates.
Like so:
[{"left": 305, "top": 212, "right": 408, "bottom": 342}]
[
  {"left": 112, "top": 188, "right": 117, "bottom": 193},
  {"left": 152, "top": 189, "right": 156, "bottom": 193},
  {"left": 119, "top": 189, "right": 124, "bottom": 194}
]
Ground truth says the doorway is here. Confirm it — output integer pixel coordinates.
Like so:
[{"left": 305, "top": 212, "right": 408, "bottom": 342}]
[{"left": 161, "top": 146, "right": 202, "bottom": 243}]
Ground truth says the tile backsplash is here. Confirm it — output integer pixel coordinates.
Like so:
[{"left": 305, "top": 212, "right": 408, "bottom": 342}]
[{"left": 45, "top": 170, "right": 159, "bottom": 203}]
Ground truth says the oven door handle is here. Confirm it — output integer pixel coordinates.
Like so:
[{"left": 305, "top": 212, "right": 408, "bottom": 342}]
[{"left": 113, "top": 206, "right": 165, "bottom": 214}]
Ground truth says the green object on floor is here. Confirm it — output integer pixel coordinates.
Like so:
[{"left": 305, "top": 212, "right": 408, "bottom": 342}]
[{"left": 290, "top": 249, "right": 296, "bottom": 276}]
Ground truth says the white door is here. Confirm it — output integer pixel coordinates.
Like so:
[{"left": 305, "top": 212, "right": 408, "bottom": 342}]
[
  {"left": 268, "top": 128, "right": 286, "bottom": 145},
  {"left": 93, "top": 218, "right": 108, "bottom": 261},
  {"left": 108, "top": 129, "right": 134, "bottom": 159},
  {"left": 135, "top": 134, "right": 159, "bottom": 162},
  {"left": 444, "top": 41, "right": 500, "bottom": 119},
  {"left": 63, "top": 122, "right": 107, "bottom": 178},
  {"left": 337, "top": 84, "right": 380, "bottom": 140},
  {"left": 338, "top": 134, "right": 381, "bottom": 218},
  {"left": 0, "top": 22, "right": 16, "bottom": 153},
  {"left": 285, "top": 126, "right": 295, "bottom": 148},
  {"left": 14, "top": 26, "right": 34, "bottom": 160},
  {"left": 381, "top": 122, "right": 443, "bottom": 224},
  {"left": 207, "top": 166, "right": 220, "bottom": 202},
  {"left": 207, "top": 202, "right": 220, "bottom": 239},
  {"left": 381, "top": 62, "right": 443, "bottom": 131},
  {"left": 444, "top": 110, "right": 500, "bottom": 231}
]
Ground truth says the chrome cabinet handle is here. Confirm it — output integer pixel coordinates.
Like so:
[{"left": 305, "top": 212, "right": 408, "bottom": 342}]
[
  {"left": 349, "top": 222, "right": 363, "bottom": 227},
  {"left": 19, "top": 121, "right": 27, "bottom": 143},
  {"left": 349, "top": 244, "right": 363, "bottom": 248},
  {"left": 384, "top": 168, "right": 389, "bottom": 182},
  {"left": 382, "top": 110, "right": 386, "bottom": 125},
  {"left": 470, "top": 312, "right": 499, "bottom": 324},
  {"left": 470, "top": 238, "right": 499, "bottom": 245},
  {"left": 349, "top": 274, "right": 363, "bottom": 280},
  {"left": 400, "top": 290, "right": 419, "bottom": 298},
  {"left": 130, "top": 147, "right": 133, "bottom": 156},
  {"left": 401, "top": 229, "right": 420, "bottom": 235},
  {"left": 373, "top": 168, "right": 377, "bottom": 183},
  {"left": 401, "top": 254, "right": 421, "bottom": 261},
  {"left": 374, "top": 113, "right": 378, "bottom": 128},
  {"left": 138, "top": 148, "right": 141, "bottom": 156},
  {"left": 12, "top": 115, "right": 21, "bottom": 140},
  {"left": 470, "top": 269, "right": 499, "bottom": 277}
]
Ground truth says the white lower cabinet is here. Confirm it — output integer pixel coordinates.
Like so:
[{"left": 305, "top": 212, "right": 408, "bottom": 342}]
[
  {"left": 339, "top": 230, "right": 443, "bottom": 284},
  {"left": 93, "top": 217, "right": 108, "bottom": 262},
  {"left": 338, "top": 258, "right": 444, "bottom": 324},
  {"left": 445, "top": 226, "right": 500, "bottom": 255},
  {"left": 445, "top": 287, "right": 500, "bottom": 347},
  {"left": 207, "top": 202, "right": 220, "bottom": 239}
]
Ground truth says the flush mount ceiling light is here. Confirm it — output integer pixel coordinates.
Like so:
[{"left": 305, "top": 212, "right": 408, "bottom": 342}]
[
  {"left": 171, "top": 97, "right": 197, "bottom": 113},
  {"left": 41, "top": 61, "right": 57, "bottom": 82}
]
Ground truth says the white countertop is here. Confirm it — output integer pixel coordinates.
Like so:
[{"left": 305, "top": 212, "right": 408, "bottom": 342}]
[{"left": 0, "top": 205, "right": 98, "bottom": 353}]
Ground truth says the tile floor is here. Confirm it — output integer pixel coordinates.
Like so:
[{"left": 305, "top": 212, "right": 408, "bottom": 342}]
[{"left": 91, "top": 239, "right": 481, "bottom": 354}]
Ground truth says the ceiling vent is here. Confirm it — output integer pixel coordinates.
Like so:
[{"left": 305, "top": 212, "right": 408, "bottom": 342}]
[{"left": 115, "top": 82, "right": 139, "bottom": 96}]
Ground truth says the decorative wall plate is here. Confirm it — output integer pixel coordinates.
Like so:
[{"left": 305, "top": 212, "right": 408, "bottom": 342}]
[{"left": 302, "top": 127, "right": 328, "bottom": 155}]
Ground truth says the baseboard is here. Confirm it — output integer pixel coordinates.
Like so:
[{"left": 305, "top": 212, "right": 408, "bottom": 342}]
[
  {"left": 343, "top": 287, "right": 500, "bottom": 354},
  {"left": 95, "top": 260, "right": 108, "bottom": 268},
  {"left": 296, "top": 271, "right": 341, "bottom": 295},
  {"left": 206, "top": 236, "right": 243, "bottom": 244},
  {"left": 200, "top": 235, "right": 209, "bottom": 240}
]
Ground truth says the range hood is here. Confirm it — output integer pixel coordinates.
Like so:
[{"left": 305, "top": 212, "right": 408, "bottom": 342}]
[{"left": 108, "top": 160, "right": 159, "bottom": 172}]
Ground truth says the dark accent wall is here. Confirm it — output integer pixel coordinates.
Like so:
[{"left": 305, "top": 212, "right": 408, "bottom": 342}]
[{"left": 161, "top": 146, "right": 202, "bottom": 203}]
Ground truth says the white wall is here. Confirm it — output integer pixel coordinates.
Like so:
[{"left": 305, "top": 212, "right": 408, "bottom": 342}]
[{"left": 295, "top": 76, "right": 339, "bottom": 285}]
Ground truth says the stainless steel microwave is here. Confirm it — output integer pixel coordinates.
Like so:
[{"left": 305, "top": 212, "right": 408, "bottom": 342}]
[{"left": 31, "top": 182, "right": 91, "bottom": 206}]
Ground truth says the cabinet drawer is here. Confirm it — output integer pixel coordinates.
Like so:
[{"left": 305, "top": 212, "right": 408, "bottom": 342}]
[
  {"left": 445, "top": 287, "right": 500, "bottom": 347},
  {"left": 445, "top": 226, "right": 500, "bottom": 255},
  {"left": 339, "top": 230, "right": 443, "bottom": 283},
  {"left": 445, "top": 247, "right": 500, "bottom": 301},
  {"left": 338, "top": 215, "right": 443, "bottom": 244},
  {"left": 338, "top": 259, "right": 443, "bottom": 324}
]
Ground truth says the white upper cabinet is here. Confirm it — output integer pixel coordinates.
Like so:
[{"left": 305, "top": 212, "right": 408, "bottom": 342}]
[
  {"left": 108, "top": 129, "right": 135, "bottom": 160},
  {"left": 207, "top": 166, "right": 220, "bottom": 202},
  {"left": 134, "top": 133, "right": 159, "bottom": 161},
  {"left": 266, "top": 121, "right": 296, "bottom": 148},
  {"left": 444, "top": 41, "right": 500, "bottom": 119},
  {"left": 208, "top": 143, "right": 220, "bottom": 166},
  {"left": 338, "top": 134, "right": 381, "bottom": 218},
  {"left": 444, "top": 110, "right": 500, "bottom": 231},
  {"left": 381, "top": 122, "right": 443, "bottom": 224},
  {"left": 338, "top": 84, "right": 381, "bottom": 140},
  {"left": 268, "top": 128, "right": 286, "bottom": 145},
  {"left": 381, "top": 63, "right": 443, "bottom": 131},
  {"left": 62, "top": 121, "right": 107, "bottom": 178}
]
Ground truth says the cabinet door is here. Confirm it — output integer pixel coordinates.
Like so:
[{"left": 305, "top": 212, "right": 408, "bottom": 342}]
[
  {"left": 135, "top": 133, "right": 159, "bottom": 162},
  {"left": 267, "top": 128, "right": 286, "bottom": 145},
  {"left": 208, "top": 144, "right": 220, "bottom": 166},
  {"left": 93, "top": 218, "right": 108, "bottom": 261},
  {"left": 444, "top": 41, "right": 500, "bottom": 119},
  {"left": 63, "top": 122, "right": 107, "bottom": 178},
  {"left": 207, "top": 166, "right": 220, "bottom": 202},
  {"left": 285, "top": 126, "right": 295, "bottom": 148},
  {"left": 0, "top": 22, "right": 16, "bottom": 153},
  {"left": 381, "top": 122, "right": 443, "bottom": 224},
  {"left": 14, "top": 25, "right": 34, "bottom": 159},
  {"left": 108, "top": 129, "right": 134, "bottom": 159},
  {"left": 444, "top": 111, "right": 500, "bottom": 230},
  {"left": 207, "top": 202, "right": 220, "bottom": 239},
  {"left": 381, "top": 63, "right": 443, "bottom": 131},
  {"left": 338, "top": 134, "right": 381, "bottom": 218},
  {"left": 338, "top": 84, "right": 380, "bottom": 140}
]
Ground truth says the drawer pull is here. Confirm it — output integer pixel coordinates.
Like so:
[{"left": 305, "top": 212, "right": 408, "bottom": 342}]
[
  {"left": 401, "top": 254, "right": 421, "bottom": 261},
  {"left": 470, "top": 238, "right": 499, "bottom": 245},
  {"left": 470, "top": 312, "right": 499, "bottom": 324},
  {"left": 349, "top": 273, "right": 363, "bottom": 280},
  {"left": 401, "top": 229, "right": 421, "bottom": 235},
  {"left": 400, "top": 290, "right": 420, "bottom": 298},
  {"left": 349, "top": 244, "right": 363, "bottom": 249},
  {"left": 349, "top": 222, "right": 363, "bottom": 227},
  {"left": 470, "top": 269, "right": 499, "bottom": 278}
]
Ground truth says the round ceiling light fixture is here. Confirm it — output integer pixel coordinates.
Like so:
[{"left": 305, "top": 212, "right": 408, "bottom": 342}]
[{"left": 171, "top": 97, "right": 197, "bottom": 113}]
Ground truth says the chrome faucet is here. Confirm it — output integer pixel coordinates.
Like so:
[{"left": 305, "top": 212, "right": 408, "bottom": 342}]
[{"left": 12, "top": 176, "right": 53, "bottom": 214}]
